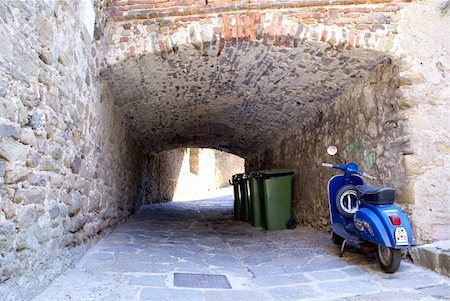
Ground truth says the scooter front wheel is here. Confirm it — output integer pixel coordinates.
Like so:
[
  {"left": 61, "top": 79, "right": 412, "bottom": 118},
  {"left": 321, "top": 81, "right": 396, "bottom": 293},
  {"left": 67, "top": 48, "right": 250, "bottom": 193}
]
[
  {"left": 332, "top": 231, "right": 344, "bottom": 245},
  {"left": 377, "top": 245, "right": 401, "bottom": 273}
]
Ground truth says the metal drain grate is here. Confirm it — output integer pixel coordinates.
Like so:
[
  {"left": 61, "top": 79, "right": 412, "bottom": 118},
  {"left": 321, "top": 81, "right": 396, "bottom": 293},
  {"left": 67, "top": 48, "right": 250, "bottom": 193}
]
[{"left": 174, "top": 273, "right": 232, "bottom": 289}]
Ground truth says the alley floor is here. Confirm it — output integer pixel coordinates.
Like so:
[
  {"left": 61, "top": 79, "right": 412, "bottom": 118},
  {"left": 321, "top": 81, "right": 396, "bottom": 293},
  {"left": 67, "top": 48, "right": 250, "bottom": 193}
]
[{"left": 33, "top": 191, "right": 450, "bottom": 301}]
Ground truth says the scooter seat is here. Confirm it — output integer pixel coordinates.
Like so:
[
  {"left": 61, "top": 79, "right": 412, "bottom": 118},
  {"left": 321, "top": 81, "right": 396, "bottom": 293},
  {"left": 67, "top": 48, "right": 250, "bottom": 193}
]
[{"left": 356, "top": 185, "right": 395, "bottom": 205}]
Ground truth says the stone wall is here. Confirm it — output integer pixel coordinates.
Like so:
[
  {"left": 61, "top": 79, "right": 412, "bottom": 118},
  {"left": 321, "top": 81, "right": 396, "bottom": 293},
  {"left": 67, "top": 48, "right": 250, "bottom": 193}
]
[
  {"left": 246, "top": 59, "right": 404, "bottom": 231},
  {"left": 246, "top": 1, "right": 450, "bottom": 244},
  {"left": 392, "top": 0, "right": 450, "bottom": 242},
  {"left": 215, "top": 150, "right": 246, "bottom": 188},
  {"left": 0, "top": 1, "right": 143, "bottom": 299}
]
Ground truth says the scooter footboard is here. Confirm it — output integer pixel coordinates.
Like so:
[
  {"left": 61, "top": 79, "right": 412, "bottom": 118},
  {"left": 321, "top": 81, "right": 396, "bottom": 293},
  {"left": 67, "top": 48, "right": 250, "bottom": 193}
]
[{"left": 354, "top": 208, "right": 394, "bottom": 247}]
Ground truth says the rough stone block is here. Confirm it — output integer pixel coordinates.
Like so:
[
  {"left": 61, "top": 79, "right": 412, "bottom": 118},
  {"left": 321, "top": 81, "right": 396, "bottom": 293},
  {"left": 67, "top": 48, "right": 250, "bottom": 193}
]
[
  {"left": 27, "top": 173, "right": 48, "bottom": 187},
  {"left": 13, "top": 187, "right": 45, "bottom": 205},
  {"left": 39, "top": 157, "right": 61, "bottom": 172},
  {"left": 0, "top": 77, "right": 9, "bottom": 98},
  {"left": 71, "top": 155, "right": 82, "bottom": 174},
  {"left": 68, "top": 214, "right": 88, "bottom": 233},
  {"left": 0, "top": 217, "right": 15, "bottom": 253},
  {"left": 0, "top": 24, "right": 12, "bottom": 61},
  {"left": 14, "top": 204, "right": 39, "bottom": 229},
  {"left": 0, "top": 119, "right": 21, "bottom": 140},
  {"left": 4, "top": 164, "right": 28, "bottom": 184},
  {"left": 0, "top": 138, "right": 29, "bottom": 162},
  {"left": 49, "top": 174, "right": 64, "bottom": 188},
  {"left": 0, "top": 160, "right": 5, "bottom": 177},
  {"left": 68, "top": 191, "right": 82, "bottom": 216},
  {"left": 20, "top": 127, "right": 37, "bottom": 146}
]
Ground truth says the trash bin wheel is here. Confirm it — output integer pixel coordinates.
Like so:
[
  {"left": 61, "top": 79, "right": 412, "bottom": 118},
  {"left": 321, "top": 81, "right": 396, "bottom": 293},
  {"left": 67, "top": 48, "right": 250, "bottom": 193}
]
[{"left": 286, "top": 217, "right": 297, "bottom": 229}]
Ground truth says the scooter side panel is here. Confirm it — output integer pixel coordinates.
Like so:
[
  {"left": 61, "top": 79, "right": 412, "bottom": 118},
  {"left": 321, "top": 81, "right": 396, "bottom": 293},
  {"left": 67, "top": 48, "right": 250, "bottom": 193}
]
[
  {"left": 354, "top": 208, "right": 393, "bottom": 247},
  {"left": 355, "top": 205, "right": 413, "bottom": 248},
  {"left": 328, "top": 175, "right": 364, "bottom": 225},
  {"left": 367, "top": 204, "right": 413, "bottom": 247}
]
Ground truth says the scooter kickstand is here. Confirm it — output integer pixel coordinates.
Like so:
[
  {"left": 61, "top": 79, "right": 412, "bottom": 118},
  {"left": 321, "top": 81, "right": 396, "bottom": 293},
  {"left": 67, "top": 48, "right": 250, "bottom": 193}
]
[{"left": 339, "top": 239, "right": 346, "bottom": 258}]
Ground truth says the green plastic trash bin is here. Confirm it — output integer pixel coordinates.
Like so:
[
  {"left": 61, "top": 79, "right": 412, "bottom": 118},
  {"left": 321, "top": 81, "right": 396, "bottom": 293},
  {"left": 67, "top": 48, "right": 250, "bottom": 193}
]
[
  {"left": 230, "top": 174, "right": 242, "bottom": 220},
  {"left": 239, "top": 174, "right": 251, "bottom": 223},
  {"left": 248, "top": 173, "right": 265, "bottom": 228},
  {"left": 244, "top": 174, "right": 254, "bottom": 225},
  {"left": 259, "top": 169, "right": 295, "bottom": 230}
]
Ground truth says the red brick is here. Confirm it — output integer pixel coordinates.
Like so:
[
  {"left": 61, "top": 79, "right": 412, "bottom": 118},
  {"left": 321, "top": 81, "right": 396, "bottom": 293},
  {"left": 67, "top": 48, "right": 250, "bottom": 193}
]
[
  {"left": 296, "top": 12, "right": 311, "bottom": 19},
  {"left": 311, "top": 12, "right": 326, "bottom": 19},
  {"left": 346, "top": 29, "right": 355, "bottom": 49},
  {"left": 236, "top": 14, "right": 243, "bottom": 39},
  {"left": 249, "top": 12, "right": 256, "bottom": 40},
  {"left": 372, "top": 5, "right": 400, "bottom": 12},
  {"left": 320, "top": 29, "right": 327, "bottom": 42},
  {"left": 367, "top": 0, "right": 391, "bottom": 3},
  {"left": 129, "top": 45, "right": 136, "bottom": 57},
  {"left": 313, "top": 8, "right": 327, "bottom": 13},
  {"left": 356, "top": 24, "right": 371, "bottom": 30},
  {"left": 370, "top": 24, "right": 385, "bottom": 31},
  {"left": 113, "top": 1, "right": 129, "bottom": 7},
  {"left": 343, "top": 7, "right": 371, "bottom": 13},
  {"left": 343, "top": 12, "right": 361, "bottom": 18},
  {"left": 303, "top": 18, "right": 317, "bottom": 25},
  {"left": 222, "top": 14, "right": 232, "bottom": 42}
]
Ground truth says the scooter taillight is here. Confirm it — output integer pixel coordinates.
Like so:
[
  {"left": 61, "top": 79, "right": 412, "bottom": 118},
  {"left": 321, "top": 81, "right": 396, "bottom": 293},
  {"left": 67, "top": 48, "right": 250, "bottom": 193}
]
[{"left": 389, "top": 215, "right": 401, "bottom": 226}]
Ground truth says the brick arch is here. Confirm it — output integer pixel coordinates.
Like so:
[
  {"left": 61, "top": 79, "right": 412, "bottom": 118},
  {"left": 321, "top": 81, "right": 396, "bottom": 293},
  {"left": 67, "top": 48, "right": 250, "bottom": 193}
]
[
  {"left": 101, "top": 0, "right": 407, "bottom": 156},
  {"left": 105, "top": 0, "right": 407, "bottom": 66}
]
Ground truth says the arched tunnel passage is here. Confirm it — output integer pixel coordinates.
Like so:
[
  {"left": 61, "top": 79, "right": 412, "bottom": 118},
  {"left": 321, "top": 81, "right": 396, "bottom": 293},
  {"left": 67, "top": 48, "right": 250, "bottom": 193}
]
[
  {"left": 136, "top": 147, "right": 244, "bottom": 205},
  {"left": 101, "top": 36, "right": 403, "bottom": 227},
  {"left": 6, "top": 0, "right": 450, "bottom": 298}
]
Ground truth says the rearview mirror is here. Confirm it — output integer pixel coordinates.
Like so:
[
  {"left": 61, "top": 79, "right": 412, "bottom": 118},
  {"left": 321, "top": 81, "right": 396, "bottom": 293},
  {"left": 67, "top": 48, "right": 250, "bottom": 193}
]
[{"left": 327, "top": 146, "right": 338, "bottom": 156}]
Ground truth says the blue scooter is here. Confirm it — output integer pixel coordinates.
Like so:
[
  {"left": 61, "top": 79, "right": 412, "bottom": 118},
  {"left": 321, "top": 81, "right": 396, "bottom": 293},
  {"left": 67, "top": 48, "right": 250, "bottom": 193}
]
[{"left": 322, "top": 146, "right": 413, "bottom": 273}]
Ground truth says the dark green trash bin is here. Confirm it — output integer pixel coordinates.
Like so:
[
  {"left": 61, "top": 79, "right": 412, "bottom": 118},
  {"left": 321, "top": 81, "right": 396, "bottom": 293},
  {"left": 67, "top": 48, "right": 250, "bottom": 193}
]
[
  {"left": 239, "top": 174, "right": 251, "bottom": 223},
  {"left": 230, "top": 174, "right": 242, "bottom": 220},
  {"left": 259, "top": 169, "right": 295, "bottom": 230},
  {"left": 248, "top": 173, "right": 265, "bottom": 228}
]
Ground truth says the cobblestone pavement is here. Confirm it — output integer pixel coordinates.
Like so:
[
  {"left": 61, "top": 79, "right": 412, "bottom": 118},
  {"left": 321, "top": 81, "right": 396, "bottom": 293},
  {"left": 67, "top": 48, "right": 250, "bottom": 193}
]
[{"left": 34, "top": 192, "right": 450, "bottom": 301}]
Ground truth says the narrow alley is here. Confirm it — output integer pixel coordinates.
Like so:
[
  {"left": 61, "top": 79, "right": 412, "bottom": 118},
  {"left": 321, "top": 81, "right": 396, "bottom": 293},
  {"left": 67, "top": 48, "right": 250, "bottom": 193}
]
[{"left": 33, "top": 190, "right": 450, "bottom": 301}]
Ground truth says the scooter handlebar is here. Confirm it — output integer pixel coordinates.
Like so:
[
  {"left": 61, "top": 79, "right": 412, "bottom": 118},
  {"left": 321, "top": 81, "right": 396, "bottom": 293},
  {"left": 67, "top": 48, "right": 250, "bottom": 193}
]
[
  {"left": 321, "top": 163, "right": 334, "bottom": 168},
  {"left": 362, "top": 172, "right": 376, "bottom": 180}
]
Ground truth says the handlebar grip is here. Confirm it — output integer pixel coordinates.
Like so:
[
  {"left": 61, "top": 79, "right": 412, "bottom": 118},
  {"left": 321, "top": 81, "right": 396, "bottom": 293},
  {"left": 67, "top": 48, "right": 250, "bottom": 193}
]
[{"left": 321, "top": 163, "right": 333, "bottom": 168}]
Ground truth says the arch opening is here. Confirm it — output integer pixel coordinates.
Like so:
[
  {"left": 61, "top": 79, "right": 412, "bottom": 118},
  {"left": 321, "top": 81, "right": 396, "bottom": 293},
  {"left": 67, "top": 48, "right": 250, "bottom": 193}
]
[{"left": 136, "top": 147, "right": 244, "bottom": 205}]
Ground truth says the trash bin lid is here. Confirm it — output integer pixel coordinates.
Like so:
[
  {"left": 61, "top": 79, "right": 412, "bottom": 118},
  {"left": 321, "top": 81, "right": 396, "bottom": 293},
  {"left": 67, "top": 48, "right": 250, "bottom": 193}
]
[{"left": 254, "top": 169, "right": 295, "bottom": 179}]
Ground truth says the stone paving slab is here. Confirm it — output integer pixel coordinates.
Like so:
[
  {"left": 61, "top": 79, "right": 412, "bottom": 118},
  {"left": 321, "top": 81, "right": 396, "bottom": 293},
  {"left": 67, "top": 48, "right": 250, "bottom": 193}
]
[{"left": 33, "top": 195, "right": 450, "bottom": 301}]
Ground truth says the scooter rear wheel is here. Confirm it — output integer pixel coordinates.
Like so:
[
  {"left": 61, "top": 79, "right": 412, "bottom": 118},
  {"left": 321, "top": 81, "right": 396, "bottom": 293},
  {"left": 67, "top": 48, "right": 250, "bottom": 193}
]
[{"left": 377, "top": 245, "right": 401, "bottom": 273}]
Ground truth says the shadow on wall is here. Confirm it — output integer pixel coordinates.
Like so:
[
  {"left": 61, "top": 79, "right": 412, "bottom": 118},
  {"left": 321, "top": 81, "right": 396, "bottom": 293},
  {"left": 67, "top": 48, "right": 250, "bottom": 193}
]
[{"left": 137, "top": 148, "right": 244, "bottom": 205}]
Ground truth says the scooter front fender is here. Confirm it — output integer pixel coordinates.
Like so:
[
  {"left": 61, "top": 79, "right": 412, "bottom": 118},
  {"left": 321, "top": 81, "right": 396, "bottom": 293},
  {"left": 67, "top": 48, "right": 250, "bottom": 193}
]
[{"left": 354, "top": 208, "right": 393, "bottom": 247}]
